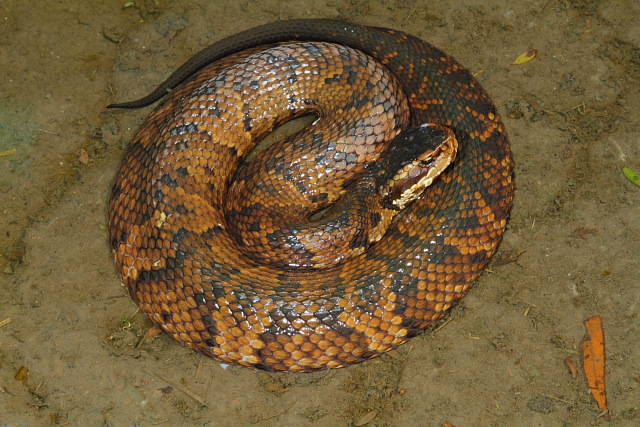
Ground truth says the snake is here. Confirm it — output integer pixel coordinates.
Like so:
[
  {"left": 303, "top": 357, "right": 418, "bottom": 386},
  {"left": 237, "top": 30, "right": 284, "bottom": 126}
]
[{"left": 108, "top": 19, "right": 514, "bottom": 372}]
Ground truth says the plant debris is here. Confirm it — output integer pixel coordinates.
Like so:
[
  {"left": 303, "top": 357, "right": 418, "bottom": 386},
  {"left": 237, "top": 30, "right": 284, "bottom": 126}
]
[{"left": 580, "top": 316, "right": 610, "bottom": 420}]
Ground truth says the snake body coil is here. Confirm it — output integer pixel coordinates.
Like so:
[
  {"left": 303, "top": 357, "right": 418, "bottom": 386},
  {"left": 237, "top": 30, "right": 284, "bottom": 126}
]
[{"left": 108, "top": 20, "right": 514, "bottom": 372}]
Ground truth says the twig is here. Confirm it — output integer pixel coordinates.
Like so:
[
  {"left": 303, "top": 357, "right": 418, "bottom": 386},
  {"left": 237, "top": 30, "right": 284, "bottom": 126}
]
[
  {"left": 145, "top": 371, "right": 207, "bottom": 406},
  {"left": 432, "top": 317, "right": 453, "bottom": 333},
  {"left": 402, "top": 4, "right": 419, "bottom": 24}
]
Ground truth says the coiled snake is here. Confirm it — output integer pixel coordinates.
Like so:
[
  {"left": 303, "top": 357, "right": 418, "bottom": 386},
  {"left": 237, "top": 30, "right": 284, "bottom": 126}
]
[{"left": 108, "top": 19, "right": 514, "bottom": 372}]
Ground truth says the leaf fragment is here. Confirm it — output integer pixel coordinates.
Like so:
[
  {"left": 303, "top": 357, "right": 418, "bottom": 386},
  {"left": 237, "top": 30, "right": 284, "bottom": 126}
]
[
  {"left": 580, "top": 316, "right": 610, "bottom": 420},
  {"left": 622, "top": 167, "right": 640, "bottom": 187},
  {"left": 513, "top": 49, "right": 537, "bottom": 65}
]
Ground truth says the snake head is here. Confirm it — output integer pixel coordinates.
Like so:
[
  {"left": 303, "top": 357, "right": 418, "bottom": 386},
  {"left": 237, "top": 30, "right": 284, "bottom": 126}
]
[{"left": 376, "top": 123, "right": 458, "bottom": 210}]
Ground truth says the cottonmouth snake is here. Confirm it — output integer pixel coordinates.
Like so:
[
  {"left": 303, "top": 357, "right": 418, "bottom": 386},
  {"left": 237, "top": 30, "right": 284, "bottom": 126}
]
[{"left": 108, "top": 19, "right": 514, "bottom": 372}]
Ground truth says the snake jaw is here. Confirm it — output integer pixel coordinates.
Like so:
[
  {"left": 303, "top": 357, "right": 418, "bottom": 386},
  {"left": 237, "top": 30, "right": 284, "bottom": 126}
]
[{"left": 379, "top": 124, "right": 458, "bottom": 210}]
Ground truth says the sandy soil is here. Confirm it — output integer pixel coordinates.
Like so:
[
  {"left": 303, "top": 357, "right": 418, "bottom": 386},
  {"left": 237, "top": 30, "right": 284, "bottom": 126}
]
[{"left": 1, "top": 0, "right": 638, "bottom": 425}]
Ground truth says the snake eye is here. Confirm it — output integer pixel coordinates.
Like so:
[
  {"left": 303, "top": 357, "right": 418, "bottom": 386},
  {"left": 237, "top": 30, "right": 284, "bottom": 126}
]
[{"left": 377, "top": 124, "right": 458, "bottom": 209}]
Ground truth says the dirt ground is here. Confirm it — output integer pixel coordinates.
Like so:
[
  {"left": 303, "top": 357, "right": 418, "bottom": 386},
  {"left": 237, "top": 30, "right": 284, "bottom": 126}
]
[{"left": 1, "top": 0, "right": 638, "bottom": 425}]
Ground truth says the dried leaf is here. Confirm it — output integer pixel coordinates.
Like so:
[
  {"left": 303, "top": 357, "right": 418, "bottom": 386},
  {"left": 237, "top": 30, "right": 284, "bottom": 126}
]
[
  {"left": 523, "top": 94, "right": 541, "bottom": 111},
  {"left": 581, "top": 316, "right": 610, "bottom": 420},
  {"left": 78, "top": 149, "right": 90, "bottom": 165},
  {"left": 573, "top": 227, "right": 598, "bottom": 238},
  {"left": 354, "top": 411, "right": 377, "bottom": 426},
  {"left": 14, "top": 366, "right": 29, "bottom": 383},
  {"left": 564, "top": 357, "right": 577, "bottom": 378},
  {"left": 513, "top": 49, "right": 537, "bottom": 65},
  {"left": 144, "top": 325, "right": 163, "bottom": 339}
]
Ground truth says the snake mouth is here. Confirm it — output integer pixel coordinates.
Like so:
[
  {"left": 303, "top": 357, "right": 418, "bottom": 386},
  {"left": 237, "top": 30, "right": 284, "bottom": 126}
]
[
  {"left": 309, "top": 124, "right": 458, "bottom": 223},
  {"left": 377, "top": 124, "right": 458, "bottom": 210}
]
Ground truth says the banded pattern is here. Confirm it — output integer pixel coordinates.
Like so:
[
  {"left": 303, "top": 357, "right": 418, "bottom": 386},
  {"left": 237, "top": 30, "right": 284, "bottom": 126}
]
[{"left": 108, "top": 19, "right": 514, "bottom": 372}]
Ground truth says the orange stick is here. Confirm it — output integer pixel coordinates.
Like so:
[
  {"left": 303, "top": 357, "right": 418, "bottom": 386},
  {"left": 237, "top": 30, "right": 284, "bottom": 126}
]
[{"left": 580, "top": 316, "right": 610, "bottom": 420}]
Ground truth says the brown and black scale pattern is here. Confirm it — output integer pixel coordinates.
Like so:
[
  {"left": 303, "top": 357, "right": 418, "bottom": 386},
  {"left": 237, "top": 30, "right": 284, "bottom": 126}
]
[{"left": 108, "top": 19, "right": 514, "bottom": 372}]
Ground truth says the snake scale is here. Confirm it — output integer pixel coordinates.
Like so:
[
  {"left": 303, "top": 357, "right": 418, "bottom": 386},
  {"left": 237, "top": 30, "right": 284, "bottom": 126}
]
[{"left": 108, "top": 19, "right": 514, "bottom": 372}]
